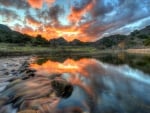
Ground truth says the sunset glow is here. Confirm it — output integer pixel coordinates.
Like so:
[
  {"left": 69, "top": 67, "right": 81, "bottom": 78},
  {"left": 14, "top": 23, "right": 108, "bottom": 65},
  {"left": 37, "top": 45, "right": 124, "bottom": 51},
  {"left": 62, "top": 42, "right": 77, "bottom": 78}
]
[
  {"left": 0, "top": 0, "right": 150, "bottom": 42},
  {"left": 30, "top": 58, "right": 98, "bottom": 96},
  {"left": 30, "top": 58, "right": 92, "bottom": 76}
]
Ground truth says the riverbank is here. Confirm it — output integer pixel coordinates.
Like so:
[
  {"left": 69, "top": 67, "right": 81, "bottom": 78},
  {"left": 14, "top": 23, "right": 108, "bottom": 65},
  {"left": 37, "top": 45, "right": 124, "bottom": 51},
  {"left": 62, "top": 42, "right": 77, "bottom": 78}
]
[
  {"left": 126, "top": 48, "right": 150, "bottom": 55},
  {"left": 0, "top": 43, "right": 98, "bottom": 56},
  {"left": 0, "top": 43, "right": 150, "bottom": 57}
]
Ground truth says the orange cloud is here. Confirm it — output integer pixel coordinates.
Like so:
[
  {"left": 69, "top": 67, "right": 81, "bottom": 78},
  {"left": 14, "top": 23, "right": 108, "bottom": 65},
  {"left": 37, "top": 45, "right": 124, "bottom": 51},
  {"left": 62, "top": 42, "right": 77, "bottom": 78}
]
[
  {"left": 17, "top": 20, "right": 95, "bottom": 42},
  {"left": 26, "top": 16, "right": 41, "bottom": 27},
  {"left": 15, "top": 0, "right": 108, "bottom": 42},
  {"left": 68, "top": 0, "right": 95, "bottom": 24},
  {"left": 20, "top": 26, "right": 35, "bottom": 36},
  {"left": 27, "top": 0, "right": 55, "bottom": 9},
  {"left": 45, "top": 0, "right": 55, "bottom": 4},
  {"left": 27, "top": 0, "right": 43, "bottom": 9}
]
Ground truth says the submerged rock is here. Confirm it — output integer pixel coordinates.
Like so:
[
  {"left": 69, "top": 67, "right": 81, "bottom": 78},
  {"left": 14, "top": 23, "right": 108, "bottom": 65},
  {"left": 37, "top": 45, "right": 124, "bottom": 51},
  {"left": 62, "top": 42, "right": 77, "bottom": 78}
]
[
  {"left": 0, "top": 59, "right": 73, "bottom": 113},
  {"left": 18, "top": 110, "right": 37, "bottom": 113},
  {"left": 0, "top": 76, "right": 73, "bottom": 112}
]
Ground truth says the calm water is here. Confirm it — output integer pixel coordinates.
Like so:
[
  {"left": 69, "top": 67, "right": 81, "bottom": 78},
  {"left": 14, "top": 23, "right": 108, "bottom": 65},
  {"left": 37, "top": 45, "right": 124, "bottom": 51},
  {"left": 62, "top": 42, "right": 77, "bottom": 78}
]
[{"left": 29, "top": 53, "right": 150, "bottom": 113}]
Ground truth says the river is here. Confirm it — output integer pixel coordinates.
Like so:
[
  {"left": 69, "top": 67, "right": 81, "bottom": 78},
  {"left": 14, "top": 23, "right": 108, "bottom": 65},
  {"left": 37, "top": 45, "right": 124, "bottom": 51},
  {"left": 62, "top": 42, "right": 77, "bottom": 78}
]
[{"left": 0, "top": 53, "right": 150, "bottom": 113}]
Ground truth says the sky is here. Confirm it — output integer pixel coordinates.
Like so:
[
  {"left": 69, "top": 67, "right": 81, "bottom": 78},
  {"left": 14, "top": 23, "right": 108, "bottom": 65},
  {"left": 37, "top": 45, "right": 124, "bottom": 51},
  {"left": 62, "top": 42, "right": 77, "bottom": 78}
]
[{"left": 0, "top": 0, "right": 150, "bottom": 42}]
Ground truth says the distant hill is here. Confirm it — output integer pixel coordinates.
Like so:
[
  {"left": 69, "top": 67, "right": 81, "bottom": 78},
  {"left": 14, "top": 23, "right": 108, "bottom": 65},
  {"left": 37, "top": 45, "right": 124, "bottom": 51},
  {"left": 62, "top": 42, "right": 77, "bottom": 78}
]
[
  {"left": 92, "top": 25, "right": 150, "bottom": 49},
  {"left": 0, "top": 24, "right": 11, "bottom": 31},
  {"left": 92, "top": 34, "right": 127, "bottom": 49},
  {"left": 49, "top": 37, "right": 68, "bottom": 46},
  {"left": 138, "top": 25, "right": 150, "bottom": 35},
  {"left": 0, "top": 24, "right": 150, "bottom": 48},
  {"left": 49, "top": 38, "right": 89, "bottom": 46},
  {"left": 0, "top": 24, "right": 33, "bottom": 44}
]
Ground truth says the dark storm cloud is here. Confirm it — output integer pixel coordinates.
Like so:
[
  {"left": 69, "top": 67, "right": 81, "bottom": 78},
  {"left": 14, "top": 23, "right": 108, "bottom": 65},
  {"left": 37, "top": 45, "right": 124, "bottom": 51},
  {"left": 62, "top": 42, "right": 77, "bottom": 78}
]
[
  {"left": 35, "top": 5, "right": 64, "bottom": 25},
  {"left": 81, "top": 0, "right": 150, "bottom": 40},
  {"left": 0, "top": 0, "right": 30, "bottom": 9},
  {"left": 49, "top": 5, "right": 64, "bottom": 24},
  {"left": 91, "top": 0, "right": 125, "bottom": 17},
  {"left": 25, "top": 15, "right": 42, "bottom": 26},
  {"left": 65, "top": 0, "right": 150, "bottom": 40},
  {"left": 71, "top": 0, "right": 92, "bottom": 11},
  {"left": 0, "top": 8, "right": 19, "bottom": 21}
]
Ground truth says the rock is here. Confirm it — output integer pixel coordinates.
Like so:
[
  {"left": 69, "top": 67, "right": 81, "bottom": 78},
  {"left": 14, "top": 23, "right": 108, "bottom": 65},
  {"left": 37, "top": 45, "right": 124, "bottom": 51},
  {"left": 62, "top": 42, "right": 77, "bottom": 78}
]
[
  {"left": 0, "top": 97, "right": 8, "bottom": 105},
  {"left": 0, "top": 76, "right": 73, "bottom": 111},
  {"left": 11, "top": 69, "right": 16, "bottom": 72},
  {"left": 51, "top": 78, "right": 73, "bottom": 98},
  {"left": 0, "top": 57, "right": 73, "bottom": 112},
  {"left": 0, "top": 68, "right": 7, "bottom": 71},
  {"left": 18, "top": 110, "right": 37, "bottom": 113},
  {"left": 4, "top": 71, "right": 9, "bottom": 75}
]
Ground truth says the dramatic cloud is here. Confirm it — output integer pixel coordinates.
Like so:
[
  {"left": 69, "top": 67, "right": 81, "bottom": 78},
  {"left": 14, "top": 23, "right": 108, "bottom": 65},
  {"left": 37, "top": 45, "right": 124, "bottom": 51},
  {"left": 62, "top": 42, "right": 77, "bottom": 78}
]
[
  {"left": 27, "top": 0, "right": 43, "bottom": 9},
  {"left": 45, "top": 0, "right": 55, "bottom": 4},
  {"left": 68, "top": 0, "right": 94, "bottom": 24},
  {"left": 20, "top": 26, "right": 35, "bottom": 36},
  {"left": 0, "top": 8, "right": 19, "bottom": 22},
  {"left": 27, "top": 0, "right": 55, "bottom": 9},
  {"left": 49, "top": 5, "right": 64, "bottom": 25},
  {"left": 0, "top": 0, "right": 150, "bottom": 42},
  {"left": 0, "top": 0, "right": 30, "bottom": 9},
  {"left": 25, "top": 15, "right": 42, "bottom": 27}
]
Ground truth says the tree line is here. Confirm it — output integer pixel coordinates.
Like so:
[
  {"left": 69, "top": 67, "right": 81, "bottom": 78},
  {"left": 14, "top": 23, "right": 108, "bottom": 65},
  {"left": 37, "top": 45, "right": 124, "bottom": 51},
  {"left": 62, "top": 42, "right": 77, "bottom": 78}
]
[{"left": 0, "top": 25, "right": 150, "bottom": 48}]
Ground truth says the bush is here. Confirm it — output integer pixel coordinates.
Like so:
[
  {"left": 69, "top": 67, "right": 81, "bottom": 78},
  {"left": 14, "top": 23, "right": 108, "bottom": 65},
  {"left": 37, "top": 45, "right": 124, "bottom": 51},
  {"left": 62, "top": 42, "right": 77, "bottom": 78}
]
[
  {"left": 143, "top": 38, "right": 150, "bottom": 46},
  {"left": 131, "top": 30, "right": 140, "bottom": 36},
  {"left": 138, "top": 34, "right": 149, "bottom": 39}
]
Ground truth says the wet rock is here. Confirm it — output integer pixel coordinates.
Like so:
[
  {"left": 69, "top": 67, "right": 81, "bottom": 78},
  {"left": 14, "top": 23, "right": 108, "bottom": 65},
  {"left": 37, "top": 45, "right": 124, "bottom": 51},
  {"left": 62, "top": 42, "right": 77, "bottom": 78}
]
[
  {"left": 0, "top": 57, "right": 73, "bottom": 113},
  {"left": 11, "top": 69, "right": 16, "bottom": 72},
  {"left": 0, "top": 76, "right": 73, "bottom": 112},
  {"left": 0, "top": 68, "right": 7, "bottom": 71},
  {"left": 11, "top": 72, "right": 18, "bottom": 76},
  {"left": 0, "top": 97, "right": 9, "bottom": 105},
  {"left": 0, "top": 56, "right": 29, "bottom": 77},
  {"left": 0, "top": 76, "right": 15, "bottom": 82},
  {"left": 17, "top": 110, "right": 37, "bottom": 113},
  {"left": 8, "top": 77, "right": 19, "bottom": 82},
  {"left": 3, "top": 64, "right": 7, "bottom": 68},
  {"left": 51, "top": 78, "right": 73, "bottom": 98},
  {"left": 4, "top": 71, "right": 9, "bottom": 75},
  {"left": 25, "top": 69, "right": 36, "bottom": 74},
  {"left": 48, "top": 74, "right": 61, "bottom": 79},
  {"left": 22, "top": 76, "right": 30, "bottom": 80}
]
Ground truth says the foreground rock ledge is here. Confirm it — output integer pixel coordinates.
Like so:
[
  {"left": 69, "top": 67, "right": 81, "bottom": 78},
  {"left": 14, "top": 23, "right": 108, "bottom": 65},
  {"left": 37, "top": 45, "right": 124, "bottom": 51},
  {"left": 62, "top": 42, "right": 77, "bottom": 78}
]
[
  {"left": 18, "top": 110, "right": 37, "bottom": 113},
  {"left": 0, "top": 57, "right": 73, "bottom": 113}
]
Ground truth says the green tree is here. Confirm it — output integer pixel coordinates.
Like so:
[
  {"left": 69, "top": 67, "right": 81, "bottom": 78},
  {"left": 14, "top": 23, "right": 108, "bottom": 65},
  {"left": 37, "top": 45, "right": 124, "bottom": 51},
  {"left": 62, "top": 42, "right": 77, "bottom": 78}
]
[{"left": 32, "top": 35, "right": 49, "bottom": 46}]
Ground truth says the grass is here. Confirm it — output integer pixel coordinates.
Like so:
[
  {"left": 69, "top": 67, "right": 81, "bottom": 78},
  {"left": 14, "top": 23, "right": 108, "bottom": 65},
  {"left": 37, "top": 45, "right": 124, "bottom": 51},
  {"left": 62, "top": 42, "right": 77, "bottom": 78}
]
[
  {"left": 0, "top": 43, "right": 99, "bottom": 56},
  {"left": 0, "top": 43, "right": 51, "bottom": 52},
  {"left": 1, "top": 43, "right": 150, "bottom": 57}
]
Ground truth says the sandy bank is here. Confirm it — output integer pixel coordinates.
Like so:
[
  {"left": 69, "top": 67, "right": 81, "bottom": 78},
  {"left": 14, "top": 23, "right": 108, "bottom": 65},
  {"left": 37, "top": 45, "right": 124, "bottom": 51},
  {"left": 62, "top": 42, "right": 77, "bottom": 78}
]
[{"left": 126, "top": 48, "right": 150, "bottom": 55}]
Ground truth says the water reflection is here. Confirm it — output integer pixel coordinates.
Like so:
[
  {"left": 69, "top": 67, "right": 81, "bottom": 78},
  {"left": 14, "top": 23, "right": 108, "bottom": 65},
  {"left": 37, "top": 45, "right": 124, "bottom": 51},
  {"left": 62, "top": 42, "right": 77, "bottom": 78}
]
[{"left": 30, "top": 56, "right": 150, "bottom": 113}]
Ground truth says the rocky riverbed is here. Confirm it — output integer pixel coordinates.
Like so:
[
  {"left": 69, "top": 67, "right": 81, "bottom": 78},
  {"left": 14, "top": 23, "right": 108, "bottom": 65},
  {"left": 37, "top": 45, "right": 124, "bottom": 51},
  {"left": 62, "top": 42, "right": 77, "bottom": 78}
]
[
  {"left": 0, "top": 56, "right": 30, "bottom": 92},
  {"left": 0, "top": 56, "right": 30, "bottom": 77},
  {"left": 0, "top": 56, "right": 73, "bottom": 113}
]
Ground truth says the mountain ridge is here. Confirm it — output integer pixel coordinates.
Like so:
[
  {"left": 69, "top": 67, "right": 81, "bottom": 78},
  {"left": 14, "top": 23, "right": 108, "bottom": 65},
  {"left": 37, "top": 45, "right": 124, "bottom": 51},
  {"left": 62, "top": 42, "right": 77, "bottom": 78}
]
[{"left": 0, "top": 24, "right": 150, "bottom": 49}]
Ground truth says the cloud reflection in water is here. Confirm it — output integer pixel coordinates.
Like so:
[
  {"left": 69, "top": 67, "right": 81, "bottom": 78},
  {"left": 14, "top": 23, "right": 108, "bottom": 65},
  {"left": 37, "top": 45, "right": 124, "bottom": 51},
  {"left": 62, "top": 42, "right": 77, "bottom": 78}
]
[{"left": 30, "top": 58, "right": 150, "bottom": 113}]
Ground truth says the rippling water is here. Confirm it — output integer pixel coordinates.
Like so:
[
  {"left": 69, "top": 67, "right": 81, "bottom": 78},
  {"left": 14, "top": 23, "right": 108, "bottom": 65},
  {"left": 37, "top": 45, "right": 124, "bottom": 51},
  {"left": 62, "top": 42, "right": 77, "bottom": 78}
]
[{"left": 1, "top": 53, "right": 150, "bottom": 113}]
